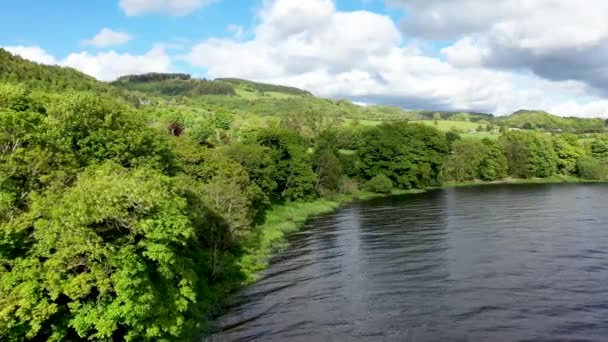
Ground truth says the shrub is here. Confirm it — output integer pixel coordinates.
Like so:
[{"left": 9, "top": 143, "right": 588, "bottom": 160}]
[
  {"left": 365, "top": 174, "right": 393, "bottom": 194},
  {"left": 577, "top": 157, "right": 608, "bottom": 180}
]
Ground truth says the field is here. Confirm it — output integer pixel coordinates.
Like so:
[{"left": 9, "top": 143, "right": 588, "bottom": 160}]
[
  {"left": 235, "top": 87, "right": 296, "bottom": 99},
  {"left": 411, "top": 120, "right": 486, "bottom": 132}
]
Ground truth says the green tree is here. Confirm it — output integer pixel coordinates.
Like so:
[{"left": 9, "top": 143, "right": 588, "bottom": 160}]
[
  {"left": 500, "top": 131, "right": 557, "bottom": 178},
  {"left": 357, "top": 122, "right": 448, "bottom": 189},
  {"left": 0, "top": 163, "right": 215, "bottom": 341},
  {"left": 591, "top": 136, "right": 608, "bottom": 161},
  {"left": 312, "top": 130, "right": 343, "bottom": 193},
  {"left": 445, "top": 139, "right": 486, "bottom": 182},
  {"left": 577, "top": 156, "right": 608, "bottom": 180},
  {"left": 256, "top": 128, "right": 317, "bottom": 201},
  {"left": 553, "top": 134, "right": 584, "bottom": 175},
  {"left": 479, "top": 138, "right": 508, "bottom": 180}
]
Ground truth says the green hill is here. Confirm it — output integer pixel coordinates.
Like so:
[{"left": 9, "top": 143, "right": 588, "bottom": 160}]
[{"left": 497, "top": 110, "right": 606, "bottom": 132}]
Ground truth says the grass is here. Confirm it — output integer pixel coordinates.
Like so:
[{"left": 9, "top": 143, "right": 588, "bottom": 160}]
[
  {"left": 239, "top": 174, "right": 608, "bottom": 283},
  {"left": 342, "top": 118, "right": 384, "bottom": 126},
  {"left": 234, "top": 87, "right": 297, "bottom": 100},
  {"left": 412, "top": 120, "right": 486, "bottom": 132},
  {"left": 237, "top": 188, "right": 426, "bottom": 282},
  {"left": 461, "top": 132, "right": 500, "bottom": 140},
  {"left": 238, "top": 199, "right": 340, "bottom": 281},
  {"left": 442, "top": 174, "right": 605, "bottom": 188}
]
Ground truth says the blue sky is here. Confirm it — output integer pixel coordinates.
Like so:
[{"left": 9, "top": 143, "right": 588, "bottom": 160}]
[{"left": 3, "top": 0, "right": 608, "bottom": 117}]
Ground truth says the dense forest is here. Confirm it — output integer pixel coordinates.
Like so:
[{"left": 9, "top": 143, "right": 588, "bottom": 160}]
[{"left": 1, "top": 48, "right": 608, "bottom": 340}]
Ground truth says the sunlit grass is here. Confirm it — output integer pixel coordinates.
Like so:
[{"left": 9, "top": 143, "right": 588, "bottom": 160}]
[{"left": 411, "top": 120, "right": 485, "bottom": 132}]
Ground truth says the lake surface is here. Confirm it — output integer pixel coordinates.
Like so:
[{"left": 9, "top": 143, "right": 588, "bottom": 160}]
[{"left": 209, "top": 184, "right": 608, "bottom": 341}]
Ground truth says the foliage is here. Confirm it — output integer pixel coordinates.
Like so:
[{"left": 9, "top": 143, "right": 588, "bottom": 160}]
[
  {"left": 312, "top": 130, "right": 343, "bottom": 193},
  {"left": 116, "top": 73, "right": 192, "bottom": 82},
  {"left": 500, "top": 131, "right": 558, "bottom": 178},
  {"left": 365, "top": 174, "right": 394, "bottom": 194},
  {"left": 553, "top": 134, "right": 585, "bottom": 174},
  {"left": 3, "top": 56, "right": 608, "bottom": 341},
  {"left": 591, "top": 136, "right": 608, "bottom": 161},
  {"left": 577, "top": 157, "right": 608, "bottom": 180},
  {"left": 113, "top": 77, "right": 236, "bottom": 97},
  {"left": 357, "top": 122, "right": 448, "bottom": 189},
  {"left": 446, "top": 138, "right": 507, "bottom": 182},
  {"left": 256, "top": 128, "right": 318, "bottom": 201},
  {"left": 479, "top": 138, "right": 508, "bottom": 181},
  {"left": 0, "top": 163, "right": 214, "bottom": 341}
]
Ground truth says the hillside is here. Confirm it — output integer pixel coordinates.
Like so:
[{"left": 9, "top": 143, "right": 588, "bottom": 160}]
[
  {"left": 0, "top": 48, "right": 126, "bottom": 98},
  {"left": 2, "top": 47, "right": 607, "bottom": 132},
  {"left": 217, "top": 78, "right": 313, "bottom": 97},
  {"left": 497, "top": 110, "right": 607, "bottom": 132}
]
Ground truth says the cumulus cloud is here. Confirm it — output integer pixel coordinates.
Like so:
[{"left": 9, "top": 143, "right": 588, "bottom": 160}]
[
  {"left": 3, "top": 46, "right": 57, "bottom": 65},
  {"left": 181, "top": 0, "right": 608, "bottom": 117},
  {"left": 119, "top": 0, "right": 217, "bottom": 16},
  {"left": 4, "top": 45, "right": 172, "bottom": 81},
  {"left": 393, "top": 0, "right": 608, "bottom": 97},
  {"left": 82, "top": 28, "right": 132, "bottom": 48}
]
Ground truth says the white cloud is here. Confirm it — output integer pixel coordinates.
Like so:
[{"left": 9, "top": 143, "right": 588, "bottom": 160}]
[
  {"left": 181, "top": 0, "right": 608, "bottom": 117},
  {"left": 3, "top": 46, "right": 57, "bottom": 65},
  {"left": 395, "top": 0, "right": 608, "bottom": 95},
  {"left": 119, "top": 0, "right": 217, "bottom": 16},
  {"left": 392, "top": 0, "right": 608, "bottom": 48},
  {"left": 4, "top": 45, "right": 172, "bottom": 81},
  {"left": 82, "top": 28, "right": 132, "bottom": 48}
]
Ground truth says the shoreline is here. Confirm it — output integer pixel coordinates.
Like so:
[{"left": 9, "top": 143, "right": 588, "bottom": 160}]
[
  {"left": 204, "top": 176, "right": 607, "bottom": 335},
  {"left": 239, "top": 175, "right": 607, "bottom": 283}
]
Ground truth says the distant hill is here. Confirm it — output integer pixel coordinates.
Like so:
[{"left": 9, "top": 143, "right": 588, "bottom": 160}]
[
  {"left": 497, "top": 110, "right": 607, "bottom": 132},
  {"left": 217, "top": 78, "right": 313, "bottom": 97},
  {"left": 3, "top": 47, "right": 607, "bottom": 131}
]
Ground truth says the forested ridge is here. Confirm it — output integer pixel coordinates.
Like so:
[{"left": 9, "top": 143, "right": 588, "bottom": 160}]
[{"left": 1, "top": 48, "right": 608, "bottom": 340}]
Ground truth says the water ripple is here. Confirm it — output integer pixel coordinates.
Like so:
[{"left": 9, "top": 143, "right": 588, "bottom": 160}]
[{"left": 208, "top": 183, "right": 608, "bottom": 342}]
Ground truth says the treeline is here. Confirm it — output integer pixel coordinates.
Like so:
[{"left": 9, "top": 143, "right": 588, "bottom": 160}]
[
  {"left": 415, "top": 110, "right": 495, "bottom": 122},
  {"left": 113, "top": 78, "right": 236, "bottom": 97},
  {"left": 2, "top": 81, "right": 608, "bottom": 340},
  {"left": 445, "top": 132, "right": 608, "bottom": 182},
  {"left": 116, "top": 73, "right": 192, "bottom": 82},
  {"left": 495, "top": 110, "right": 607, "bottom": 133},
  {"left": 0, "top": 82, "right": 455, "bottom": 340}
]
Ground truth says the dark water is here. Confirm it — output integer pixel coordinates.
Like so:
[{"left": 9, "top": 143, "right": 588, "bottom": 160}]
[{"left": 210, "top": 184, "right": 608, "bottom": 341}]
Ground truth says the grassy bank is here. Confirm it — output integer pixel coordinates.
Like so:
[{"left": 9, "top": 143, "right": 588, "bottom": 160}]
[
  {"left": 237, "top": 189, "right": 426, "bottom": 282},
  {"left": 442, "top": 174, "right": 607, "bottom": 188}
]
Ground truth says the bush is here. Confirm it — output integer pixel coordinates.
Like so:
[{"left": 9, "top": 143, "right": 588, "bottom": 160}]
[
  {"left": 577, "top": 157, "right": 608, "bottom": 180},
  {"left": 365, "top": 174, "right": 393, "bottom": 194}
]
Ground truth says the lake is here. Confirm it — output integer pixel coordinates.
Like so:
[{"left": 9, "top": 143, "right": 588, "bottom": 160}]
[{"left": 209, "top": 184, "right": 608, "bottom": 341}]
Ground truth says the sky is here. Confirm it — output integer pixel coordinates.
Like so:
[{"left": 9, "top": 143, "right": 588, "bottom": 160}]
[{"left": 3, "top": 0, "right": 608, "bottom": 117}]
